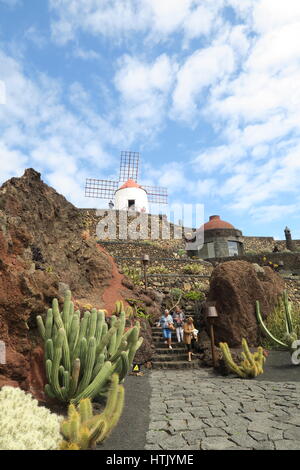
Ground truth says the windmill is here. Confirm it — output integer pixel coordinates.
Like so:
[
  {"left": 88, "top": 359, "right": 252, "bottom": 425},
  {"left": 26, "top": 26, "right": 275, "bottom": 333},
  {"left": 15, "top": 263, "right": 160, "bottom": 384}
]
[{"left": 85, "top": 151, "right": 168, "bottom": 213}]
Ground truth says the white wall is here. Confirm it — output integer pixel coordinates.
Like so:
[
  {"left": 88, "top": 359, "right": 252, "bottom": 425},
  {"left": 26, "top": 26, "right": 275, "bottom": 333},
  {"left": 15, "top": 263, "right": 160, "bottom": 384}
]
[{"left": 115, "top": 187, "right": 149, "bottom": 213}]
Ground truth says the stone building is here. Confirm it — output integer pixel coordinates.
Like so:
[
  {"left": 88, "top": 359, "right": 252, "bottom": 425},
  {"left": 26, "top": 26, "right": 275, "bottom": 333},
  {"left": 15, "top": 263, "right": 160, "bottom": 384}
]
[{"left": 187, "top": 215, "right": 244, "bottom": 259}]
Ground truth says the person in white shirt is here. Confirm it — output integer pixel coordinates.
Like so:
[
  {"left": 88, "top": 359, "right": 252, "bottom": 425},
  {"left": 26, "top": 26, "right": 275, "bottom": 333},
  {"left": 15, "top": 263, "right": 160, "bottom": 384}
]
[
  {"left": 159, "top": 309, "right": 174, "bottom": 350},
  {"left": 173, "top": 306, "right": 186, "bottom": 343}
]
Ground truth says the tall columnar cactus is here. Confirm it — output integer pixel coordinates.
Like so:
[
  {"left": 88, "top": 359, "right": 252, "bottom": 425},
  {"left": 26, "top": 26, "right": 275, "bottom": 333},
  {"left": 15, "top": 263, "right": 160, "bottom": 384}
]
[
  {"left": 59, "top": 373, "right": 125, "bottom": 450},
  {"left": 256, "top": 290, "right": 298, "bottom": 351},
  {"left": 219, "top": 339, "right": 266, "bottom": 378},
  {"left": 37, "top": 292, "right": 143, "bottom": 402}
]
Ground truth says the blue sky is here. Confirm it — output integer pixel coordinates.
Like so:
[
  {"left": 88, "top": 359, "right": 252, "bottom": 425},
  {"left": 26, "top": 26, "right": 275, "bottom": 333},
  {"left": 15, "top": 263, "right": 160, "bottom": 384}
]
[{"left": 1, "top": 0, "right": 300, "bottom": 239}]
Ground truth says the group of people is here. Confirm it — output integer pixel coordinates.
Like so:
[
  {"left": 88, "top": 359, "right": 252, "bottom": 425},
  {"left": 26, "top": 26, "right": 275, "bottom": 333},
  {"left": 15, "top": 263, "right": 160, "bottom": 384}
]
[{"left": 158, "top": 306, "right": 198, "bottom": 362}]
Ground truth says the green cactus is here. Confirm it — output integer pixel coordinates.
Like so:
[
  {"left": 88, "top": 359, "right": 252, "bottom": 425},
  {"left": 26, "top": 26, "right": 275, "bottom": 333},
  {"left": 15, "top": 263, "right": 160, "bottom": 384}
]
[
  {"left": 37, "top": 291, "right": 143, "bottom": 402},
  {"left": 59, "top": 374, "right": 125, "bottom": 450},
  {"left": 256, "top": 290, "right": 299, "bottom": 352},
  {"left": 219, "top": 339, "right": 266, "bottom": 378}
]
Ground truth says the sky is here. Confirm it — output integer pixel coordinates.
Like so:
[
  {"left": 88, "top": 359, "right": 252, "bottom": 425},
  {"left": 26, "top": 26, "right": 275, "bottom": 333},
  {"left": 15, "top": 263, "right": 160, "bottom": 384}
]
[{"left": 0, "top": 0, "right": 300, "bottom": 239}]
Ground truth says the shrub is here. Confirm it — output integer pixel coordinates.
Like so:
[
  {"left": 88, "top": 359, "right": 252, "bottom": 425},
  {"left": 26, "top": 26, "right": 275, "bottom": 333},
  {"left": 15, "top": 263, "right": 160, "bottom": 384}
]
[
  {"left": 122, "top": 265, "right": 143, "bottom": 286},
  {"left": 0, "top": 386, "right": 62, "bottom": 450},
  {"left": 169, "top": 288, "right": 184, "bottom": 300},
  {"left": 182, "top": 264, "right": 205, "bottom": 274},
  {"left": 147, "top": 265, "right": 169, "bottom": 274},
  {"left": 183, "top": 291, "right": 205, "bottom": 301}
]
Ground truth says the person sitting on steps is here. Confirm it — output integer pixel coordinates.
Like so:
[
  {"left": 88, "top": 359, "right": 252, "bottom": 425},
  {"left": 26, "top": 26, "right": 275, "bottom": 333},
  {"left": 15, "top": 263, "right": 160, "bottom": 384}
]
[
  {"left": 158, "top": 309, "right": 174, "bottom": 350},
  {"left": 183, "top": 316, "right": 195, "bottom": 361}
]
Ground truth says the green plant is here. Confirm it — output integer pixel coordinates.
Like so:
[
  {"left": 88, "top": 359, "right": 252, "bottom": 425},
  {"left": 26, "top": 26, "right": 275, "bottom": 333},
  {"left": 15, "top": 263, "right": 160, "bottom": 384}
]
[
  {"left": 169, "top": 288, "right": 184, "bottom": 300},
  {"left": 60, "top": 374, "right": 124, "bottom": 450},
  {"left": 125, "top": 298, "right": 150, "bottom": 320},
  {"left": 122, "top": 265, "right": 143, "bottom": 285},
  {"left": 182, "top": 264, "right": 205, "bottom": 274},
  {"left": 147, "top": 265, "right": 170, "bottom": 274},
  {"left": 256, "top": 291, "right": 300, "bottom": 352},
  {"left": 37, "top": 291, "right": 143, "bottom": 403},
  {"left": 219, "top": 339, "right": 266, "bottom": 378},
  {"left": 0, "top": 386, "right": 62, "bottom": 450},
  {"left": 183, "top": 291, "right": 205, "bottom": 301}
]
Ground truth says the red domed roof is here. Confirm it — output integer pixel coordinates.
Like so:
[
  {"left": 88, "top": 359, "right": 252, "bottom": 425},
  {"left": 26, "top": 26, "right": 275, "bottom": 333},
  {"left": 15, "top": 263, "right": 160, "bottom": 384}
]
[
  {"left": 118, "top": 179, "right": 143, "bottom": 190},
  {"left": 203, "top": 215, "right": 235, "bottom": 230}
]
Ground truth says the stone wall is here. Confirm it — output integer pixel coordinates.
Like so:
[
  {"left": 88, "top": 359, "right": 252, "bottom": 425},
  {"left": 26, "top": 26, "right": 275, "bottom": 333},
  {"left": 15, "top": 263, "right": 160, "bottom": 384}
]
[
  {"left": 209, "top": 252, "right": 300, "bottom": 273},
  {"left": 115, "top": 256, "right": 213, "bottom": 276},
  {"left": 243, "top": 236, "right": 300, "bottom": 253},
  {"left": 146, "top": 274, "right": 210, "bottom": 292}
]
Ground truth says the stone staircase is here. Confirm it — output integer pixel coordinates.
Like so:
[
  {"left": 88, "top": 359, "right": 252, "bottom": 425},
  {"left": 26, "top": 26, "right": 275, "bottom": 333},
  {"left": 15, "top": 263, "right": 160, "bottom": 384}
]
[{"left": 151, "top": 312, "right": 202, "bottom": 369}]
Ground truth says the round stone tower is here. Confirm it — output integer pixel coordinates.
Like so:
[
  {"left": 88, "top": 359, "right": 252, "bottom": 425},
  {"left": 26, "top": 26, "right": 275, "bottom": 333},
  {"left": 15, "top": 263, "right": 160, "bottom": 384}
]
[{"left": 187, "top": 215, "right": 244, "bottom": 259}]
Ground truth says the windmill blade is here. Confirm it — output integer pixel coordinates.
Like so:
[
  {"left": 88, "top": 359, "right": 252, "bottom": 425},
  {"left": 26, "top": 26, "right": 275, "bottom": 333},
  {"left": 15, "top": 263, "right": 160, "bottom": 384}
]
[
  {"left": 85, "top": 178, "right": 118, "bottom": 199},
  {"left": 142, "top": 185, "right": 168, "bottom": 204},
  {"left": 119, "top": 151, "right": 140, "bottom": 182}
]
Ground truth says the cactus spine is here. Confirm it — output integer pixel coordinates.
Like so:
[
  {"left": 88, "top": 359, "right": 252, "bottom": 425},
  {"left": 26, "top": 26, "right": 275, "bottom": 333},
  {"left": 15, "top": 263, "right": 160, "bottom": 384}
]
[
  {"left": 60, "top": 374, "right": 125, "bottom": 450},
  {"left": 219, "top": 338, "right": 266, "bottom": 378},
  {"left": 37, "top": 293, "right": 143, "bottom": 402}
]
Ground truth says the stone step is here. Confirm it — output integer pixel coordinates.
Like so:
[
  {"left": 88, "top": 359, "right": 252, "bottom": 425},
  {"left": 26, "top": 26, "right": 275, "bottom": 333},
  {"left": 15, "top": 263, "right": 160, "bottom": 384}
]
[
  {"left": 152, "top": 353, "right": 201, "bottom": 362},
  {"left": 155, "top": 347, "right": 187, "bottom": 353},
  {"left": 151, "top": 360, "right": 201, "bottom": 370},
  {"left": 152, "top": 341, "right": 187, "bottom": 348},
  {"left": 152, "top": 337, "right": 186, "bottom": 343}
]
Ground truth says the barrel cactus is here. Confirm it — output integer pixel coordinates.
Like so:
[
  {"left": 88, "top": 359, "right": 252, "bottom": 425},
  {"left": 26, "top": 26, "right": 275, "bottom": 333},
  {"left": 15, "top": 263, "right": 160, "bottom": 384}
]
[{"left": 37, "top": 291, "right": 143, "bottom": 403}]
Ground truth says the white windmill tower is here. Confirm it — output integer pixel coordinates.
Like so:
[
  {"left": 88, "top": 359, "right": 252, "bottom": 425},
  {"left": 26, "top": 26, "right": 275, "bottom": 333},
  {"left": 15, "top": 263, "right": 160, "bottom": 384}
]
[{"left": 85, "top": 151, "right": 168, "bottom": 213}]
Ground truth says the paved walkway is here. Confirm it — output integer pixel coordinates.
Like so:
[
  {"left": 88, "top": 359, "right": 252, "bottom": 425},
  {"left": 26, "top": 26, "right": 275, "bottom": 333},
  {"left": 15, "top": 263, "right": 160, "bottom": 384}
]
[{"left": 146, "top": 369, "right": 300, "bottom": 450}]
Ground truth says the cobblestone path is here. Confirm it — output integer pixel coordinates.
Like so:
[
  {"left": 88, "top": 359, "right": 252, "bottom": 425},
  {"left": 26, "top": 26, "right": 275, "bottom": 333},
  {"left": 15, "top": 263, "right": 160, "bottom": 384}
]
[{"left": 146, "top": 369, "right": 300, "bottom": 450}]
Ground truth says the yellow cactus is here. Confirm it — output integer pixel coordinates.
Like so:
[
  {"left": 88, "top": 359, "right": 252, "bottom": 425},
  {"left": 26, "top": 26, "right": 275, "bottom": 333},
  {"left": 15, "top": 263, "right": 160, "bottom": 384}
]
[
  {"left": 59, "top": 374, "right": 124, "bottom": 450},
  {"left": 219, "top": 338, "right": 266, "bottom": 378}
]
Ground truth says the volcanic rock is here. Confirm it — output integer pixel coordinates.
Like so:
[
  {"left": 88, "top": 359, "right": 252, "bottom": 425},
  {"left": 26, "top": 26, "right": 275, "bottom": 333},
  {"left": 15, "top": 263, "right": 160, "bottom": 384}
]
[
  {"left": 0, "top": 169, "right": 158, "bottom": 398},
  {"left": 206, "top": 260, "right": 285, "bottom": 347}
]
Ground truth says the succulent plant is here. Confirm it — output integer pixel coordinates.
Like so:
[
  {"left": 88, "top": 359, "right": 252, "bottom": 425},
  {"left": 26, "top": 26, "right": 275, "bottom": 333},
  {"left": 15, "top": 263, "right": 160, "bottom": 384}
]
[
  {"left": 219, "top": 339, "right": 266, "bottom": 378},
  {"left": 37, "top": 291, "right": 143, "bottom": 402}
]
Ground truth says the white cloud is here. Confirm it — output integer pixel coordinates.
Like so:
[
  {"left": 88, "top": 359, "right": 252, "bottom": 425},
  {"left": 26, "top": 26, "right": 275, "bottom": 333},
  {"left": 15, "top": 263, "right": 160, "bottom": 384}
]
[
  {"left": 248, "top": 204, "right": 298, "bottom": 223},
  {"left": 0, "top": 50, "right": 120, "bottom": 205},
  {"left": 0, "top": 0, "right": 21, "bottom": 7},
  {"left": 24, "top": 27, "right": 47, "bottom": 48},
  {"left": 252, "top": 0, "right": 300, "bottom": 34},
  {"left": 114, "top": 54, "right": 177, "bottom": 141},
  {"left": 49, "top": 0, "right": 227, "bottom": 45},
  {"left": 0, "top": 80, "right": 5, "bottom": 104},
  {"left": 73, "top": 47, "right": 101, "bottom": 61},
  {"left": 172, "top": 44, "right": 235, "bottom": 122}
]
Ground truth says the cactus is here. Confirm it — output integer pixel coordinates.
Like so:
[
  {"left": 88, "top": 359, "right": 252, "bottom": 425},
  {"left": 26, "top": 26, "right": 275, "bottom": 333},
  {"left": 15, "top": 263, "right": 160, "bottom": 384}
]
[
  {"left": 37, "top": 291, "right": 143, "bottom": 402},
  {"left": 219, "top": 339, "right": 266, "bottom": 378},
  {"left": 256, "top": 291, "right": 299, "bottom": 352},
  {"left": 59, "top": 374, "right": 124, "bottom": 450}
]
